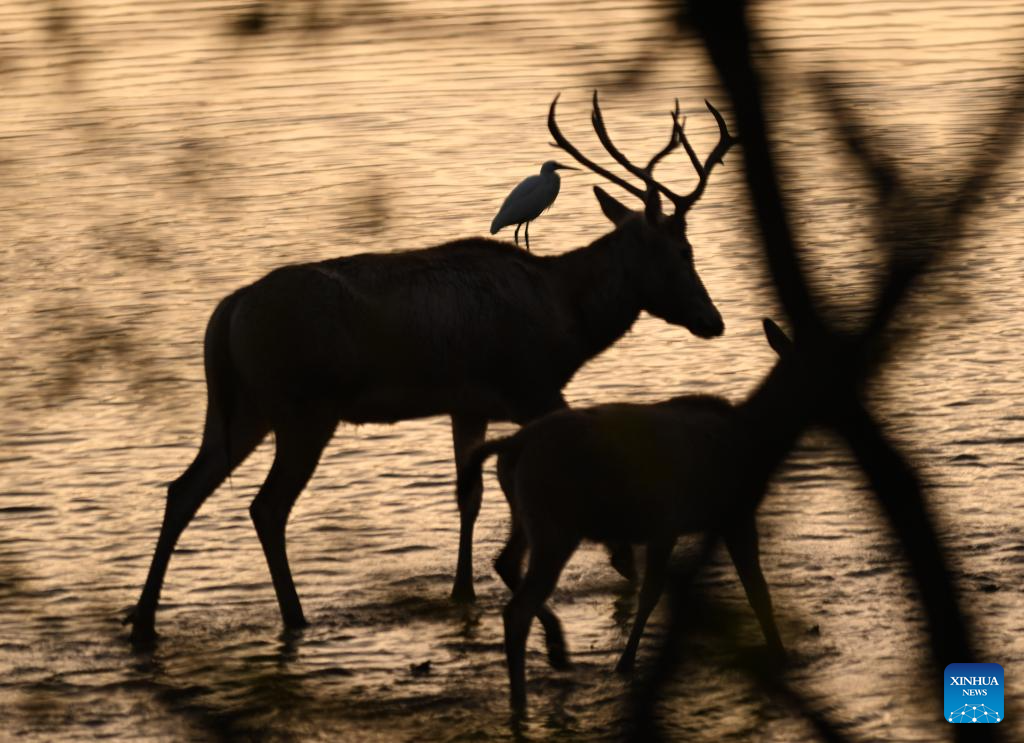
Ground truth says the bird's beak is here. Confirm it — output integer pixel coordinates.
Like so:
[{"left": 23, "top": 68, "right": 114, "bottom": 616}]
[{"left": 554, "top": 163, "right": 579, "bottom": 171}]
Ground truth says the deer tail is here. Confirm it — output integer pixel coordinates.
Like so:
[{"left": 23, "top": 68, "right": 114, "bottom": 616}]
[
  {"left": 457, "top": 434, "right": 518, "bottom": 502},
  {"left": 202, "top": 289, "right": 244, "bottom": 469}
]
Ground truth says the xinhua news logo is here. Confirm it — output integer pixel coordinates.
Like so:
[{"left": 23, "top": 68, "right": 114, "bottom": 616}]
[{"left": 945, "top": 663, "right": 1003, "bottom": 723}]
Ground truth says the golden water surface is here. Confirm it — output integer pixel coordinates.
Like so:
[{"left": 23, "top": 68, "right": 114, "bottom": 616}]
[{"left": 1, "top": 1, "right": 1022, "bottom": 740}]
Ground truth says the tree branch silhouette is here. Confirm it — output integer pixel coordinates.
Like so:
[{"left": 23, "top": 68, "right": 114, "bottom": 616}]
[{"left": 627, "top": 1, "right": 1024, "bottom": 740}]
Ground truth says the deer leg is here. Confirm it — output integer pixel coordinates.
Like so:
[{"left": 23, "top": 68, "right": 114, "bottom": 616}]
[
  {"left": 450, "top": 414, "right": 487, "bottom": 603},
  {"left": 494, "top": 522, "right": 526, "bottom": 590},
  {"left": 519, "top": 397, "right": 634, "bottom": 586},
  {"left": 503, "top": 535, "right": 578, "bottom": 715},
  {"left": 250, "top": 411, "right": 336, "bottom": 629},
  {"left": 725, "top": 515, "right": 785, "bottom": 659},
  {"left": 495, "top": 522, "right": 570, "bottom": 670},
  {"left": 130, "top": 401, "right": 268, "bottom": 644},
  {"left": 616, "top": 538, "right": 673, "bottom": 674},
  {"left": 513, "top": 223, "right": 521, "bottom": 247}
]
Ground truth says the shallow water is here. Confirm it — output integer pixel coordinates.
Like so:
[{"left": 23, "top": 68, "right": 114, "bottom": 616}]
[{"left": 1, "top": 1, "right": 1023, "bottom": 740}]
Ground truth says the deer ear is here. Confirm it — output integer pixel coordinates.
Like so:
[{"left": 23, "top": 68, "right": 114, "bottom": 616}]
[
  {"left": 644, "top": 189, "right": 662, "bottom": 224},
  {"left": 594, "top": 186, "right": 632, "bottom": 225},
  {"left": 763, "top": 318, "right": 793, "bottom": 356}
]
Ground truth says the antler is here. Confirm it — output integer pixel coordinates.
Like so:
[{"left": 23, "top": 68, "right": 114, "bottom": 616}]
[
  {"left": 673, "top": 100, "right": 738, "bottom": 211},
  {"left": 590, "top": 92, "right": 690, "bottom": 209},
  {"left": 644, "top": 100, "right": 686, "bottom": 175},
  {"left": 549, "top": 92, "right": 736, "bottom": 214},
  {"left": 589, "top": 91, "right": 657, "bottom": 184},
  {"left": 548, "top": 93, "right": 645, "bottom": 200}
]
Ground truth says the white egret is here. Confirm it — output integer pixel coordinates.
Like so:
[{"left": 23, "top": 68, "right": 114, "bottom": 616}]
[{"left": 490, "top": 160, "right": 576, "bottom": 251}]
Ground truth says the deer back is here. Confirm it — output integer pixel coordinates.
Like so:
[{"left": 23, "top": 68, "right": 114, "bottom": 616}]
[{"left": 224, "top": 238, "right": 627, "bottom": 424}]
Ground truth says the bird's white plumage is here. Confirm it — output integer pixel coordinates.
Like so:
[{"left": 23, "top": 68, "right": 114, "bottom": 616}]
[
  {"left": 490, "top": 161, "right": 572, "bottom": 245},
  {"left": 490, "top": 174, "right": 560, "bottom": 233}
]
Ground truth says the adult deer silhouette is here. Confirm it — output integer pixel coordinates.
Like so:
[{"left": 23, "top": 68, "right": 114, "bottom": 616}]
[
  {"left": 465, "top": 319, "right": 806, "bottom": 713},
  {"left": 127, "top": 92, "right": 735, "bottom": 643}
]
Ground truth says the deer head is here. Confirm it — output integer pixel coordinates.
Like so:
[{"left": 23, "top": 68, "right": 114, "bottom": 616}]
[{"left": 549, "top": 92, "right": 736, "bottom": 338}]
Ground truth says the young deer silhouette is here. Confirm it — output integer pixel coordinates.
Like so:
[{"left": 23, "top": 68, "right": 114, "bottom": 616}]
[
  {"left": 462, "top": 319, "right": 803, "bottom": 713},
  {"left": 127, "top": 93, "right": 735, "bottom": 643}
]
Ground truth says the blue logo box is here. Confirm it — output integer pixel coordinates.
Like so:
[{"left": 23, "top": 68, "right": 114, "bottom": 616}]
[{"left": 945, "top": 663, "right": 1003, "bottom": 723}]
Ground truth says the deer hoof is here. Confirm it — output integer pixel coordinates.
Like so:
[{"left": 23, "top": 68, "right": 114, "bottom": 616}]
[
  {"left": 509, "top": 694, "right": 527, "bottom": 718},
  {"left": 769, "top": 644, "right": 789, "bottom": 666},
  {"left": 546, "top": 637, "right": 572, "bottom": 670},
  {"left": 282, "top": 614, "right": 309, "bottom": 631},
  {"left": 614, "top": 655, "right": 636, "bottom": 676},
  {"left": 548, "top": 652, "right": 573, "bottom": 672},
  {"left": 129, "top": 622, "right": 157, "bottom": 649}
]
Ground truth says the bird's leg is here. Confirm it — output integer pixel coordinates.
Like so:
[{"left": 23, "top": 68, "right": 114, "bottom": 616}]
[
  {"left": 524, "top": 222, "right": 530, "bottom": 252},
  {"left": 513, "top": 224, "right": 521, "bottom": 247}
]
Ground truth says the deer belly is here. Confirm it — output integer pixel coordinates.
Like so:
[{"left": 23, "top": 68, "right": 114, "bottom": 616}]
[
  {"left": 337, "top": 382, "right": 515, "bottom": 424},
  {"left": 577, "top": 485, "right": 677, "bottom": 544},
  {"left": 577, "top": 463, "right": 727, "bottom": 543}
]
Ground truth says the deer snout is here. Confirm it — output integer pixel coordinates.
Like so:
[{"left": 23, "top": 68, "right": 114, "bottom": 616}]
[{"left": 691, "top": 306, "right": 725, "bottom": 339}]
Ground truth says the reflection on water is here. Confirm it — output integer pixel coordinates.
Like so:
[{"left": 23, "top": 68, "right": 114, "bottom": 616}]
[{"left": 1, "top": 1, "right": 1022, "bottom": 740}]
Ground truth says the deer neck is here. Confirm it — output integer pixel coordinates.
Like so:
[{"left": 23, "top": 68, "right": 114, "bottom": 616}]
[
  {"left": 734, "top": 365, "right": 808, "bottom": 486},
  {"left": 550, "top": 231, "right": 642, "bottom": 361}
]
